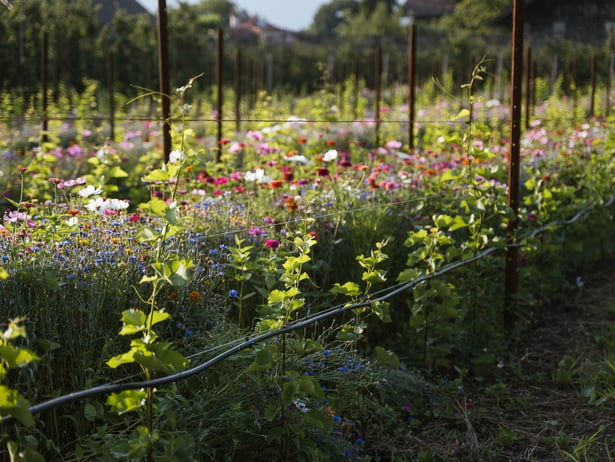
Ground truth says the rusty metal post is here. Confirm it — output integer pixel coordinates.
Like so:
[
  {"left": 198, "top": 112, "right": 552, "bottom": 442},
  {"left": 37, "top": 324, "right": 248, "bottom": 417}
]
[
  {"left": 107, "top": 53, "right": 115, "bottom": 142},
  {"left": 41, "top": 31, "right": 48, "bottom": 146},
  {"left": 525, "top": 46, "right": 532, "bottom": 129},
  {"left": 589, "top": 55, "right": 597, "bottom": 117},
  {"left": 505, "top": 0, "right": 524, "bottom": 326},
  {"left": 235, "top": 48, "right": 241, "bottom": 132},
  {"left": 216, "top": 28, "right": 224, "bottom": 161},
  {"left": 157, "top": 0, "right": 171, "bottom": 163},
  {"left": 407, "top": 22, "right": 416, "bottom": 151},
  {"left": 532, "top": 60, "right": 537, "bottom": 110},
  {"left": 353, "top": 58, "right": 359, "bottom": 120},
  {"left": 374, "top": 45, "right": 382, "bottom": 147},
  {"left": 607, "top": 53, "right": 614, "bottom": 117}
]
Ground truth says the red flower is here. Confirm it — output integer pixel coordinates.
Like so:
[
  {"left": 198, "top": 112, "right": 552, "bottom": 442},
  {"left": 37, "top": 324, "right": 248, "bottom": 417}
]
[{"left": 269, "top": 180, "right": 284, "bottom": 189}]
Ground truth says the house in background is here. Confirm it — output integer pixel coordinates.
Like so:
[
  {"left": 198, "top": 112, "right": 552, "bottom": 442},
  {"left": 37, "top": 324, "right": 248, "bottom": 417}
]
[
  {"left": 91, "top": 0, "right": 151, "bottom": 25},
  {"left": 494, "top": 0, "right": 615, "bottom": 45},
  {"left": 229, "top": 15, "right": 297, "bottom": 46}
]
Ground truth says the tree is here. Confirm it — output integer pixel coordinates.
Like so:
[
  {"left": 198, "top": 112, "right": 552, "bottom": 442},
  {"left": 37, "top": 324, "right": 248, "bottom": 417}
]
[
  {"left": 358, "top": 0, "right": 398, "bottom": 16},
  {"left": 439, "top": 0, "right": 509, "bottom": 31},
  {"left": 308, "top": 0, "right": 359, "bottom": 39}
]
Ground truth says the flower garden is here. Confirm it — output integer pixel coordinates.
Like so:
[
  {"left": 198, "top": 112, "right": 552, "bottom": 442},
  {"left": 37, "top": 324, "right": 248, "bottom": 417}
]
[{"left": 0, "top": 73, "right": 614, "bottom": 460}]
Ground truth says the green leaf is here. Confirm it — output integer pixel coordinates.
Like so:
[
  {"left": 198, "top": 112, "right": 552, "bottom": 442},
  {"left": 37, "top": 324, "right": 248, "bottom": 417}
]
[
  {"left": 282, "top": 380, "right": 300, "bottom": 405},
  {"left": 106, "top": 390, "right": 147, "bottom": 415},
  {"left": 108, "top": 166, "right": 128, "bottom": 178},
  {"left": 439, "top": 170, "right": 460, "bottom": 182},
  {"left": 362, "top": 270, "right": 386, "bottom": 284},
  {"left": 6, "top": 442, "right": 45, "bottom": 462},
  {"left": 524, "top": 177, "right": 536, "bottom": 191},
  {"left": 449, "top": 215, "right": 468, "bottom": 231},
  {"left": 434, "top": 215, "right": 453, "bottom": 228},
  {"left": 107, "top": 348, "right": 138, "bottom": 368},
  {"left": 268, "top": 289, "right": 288, "bottom": 304},
  {"left": 148, "top": 198, "right": 170, "bottom": 217},
  {"left": 0, "top": 345, "right": 38, "bottom": 369},
  {"left": 249, "top": 348, "right": 274, "bottom": 371},
  {"left": 118, "top": 309, "right": 146, "bottom": 336},
  {"left": 142, "top": 169, "right": 171, "bottom": 183},
  {"left": 452, "top": 108, "right": 470, "bottom": 121},
  {"left": 134, "top": 342, "right": 188, "bottom": 374},
  {"left": 330, "top": 281, "right": 361, "bottom": 297},
  {"left": 146, "top": 310, "right": 171, "bottom": 328},
  {"left": 372, "top": 301, "right": 392, "bottom": 323},
  {"left": 374, "top": 346, "right": 401, "bottom": 369},
  {"left": 2, "top": 318, "right": 28, "bottom": 340},
  {"left": 153, "top": 259, "right": 194, "bottom": 287},
  {"left": 0, "top": 385, "right": 34, "bottom": 426}
]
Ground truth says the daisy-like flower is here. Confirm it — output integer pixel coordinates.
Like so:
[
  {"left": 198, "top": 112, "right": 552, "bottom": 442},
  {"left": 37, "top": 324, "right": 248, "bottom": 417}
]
[
  {"left": 169, "top": 150, "right": 184, "bottom": 164},
  {"left": 78, "top": 185, "right": 103, "bottom": 198},
  {"left": 322, "top": 149, "right": 338, "bottom": 162}
]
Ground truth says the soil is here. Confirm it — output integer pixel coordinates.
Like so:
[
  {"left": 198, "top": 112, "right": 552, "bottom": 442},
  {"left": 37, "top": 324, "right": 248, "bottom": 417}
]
[{"left": 372, "top": 268, "right": 615, "bottom": 461}]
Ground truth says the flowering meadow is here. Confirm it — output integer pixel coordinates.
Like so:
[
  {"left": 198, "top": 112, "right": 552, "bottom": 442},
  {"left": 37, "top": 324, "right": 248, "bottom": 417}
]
[{"left": 0, "top": 76, "right": 614, "bottom": 460}]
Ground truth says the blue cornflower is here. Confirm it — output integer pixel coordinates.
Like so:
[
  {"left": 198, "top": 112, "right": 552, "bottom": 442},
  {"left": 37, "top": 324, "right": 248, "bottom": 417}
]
[
  {"left": 323, "top": 349, "right": 331, "bottom": 356},
  {"left": 209, "top": 249, "right": 218, "bottom": 256},
  {"left": 228, "top": 289, "right": 239, "bottom": 298},
  {"left": 184, "top": 329, "right": 193, "bottom": 337}
]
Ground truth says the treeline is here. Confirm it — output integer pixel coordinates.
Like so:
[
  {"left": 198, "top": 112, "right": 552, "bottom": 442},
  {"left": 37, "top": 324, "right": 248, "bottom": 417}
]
[{"left": 0, "top": 0, "right": 610, "bottom": 100}]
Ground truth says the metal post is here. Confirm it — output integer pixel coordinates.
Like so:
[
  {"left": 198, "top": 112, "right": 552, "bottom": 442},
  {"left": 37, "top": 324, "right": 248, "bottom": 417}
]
[
  {"left": 107, "top": 53, "right": 115, "bottom": 142},
  {"left": 505, "top": 0, "right": 524, "bottom": 326},
  {"left": 525, "top": 46, "right": 532, "bottom": 129},
  {"left": 41, "top": 31, "right": 48, "bottom": 146},
  {"left": 589, "top": 55, "right": 597, "bottom": 117},
  {"left": 374, "top": 45, "right": 382, "bottom": 147},
  {"left": 407, "top": 22, "right": 416, "bottom": 151},
  {"left": 235, "top": 48, "right": 241, "bottom": 132},
  {"left": 157, "top": 0, "right": 171, "bottom": 163},
  {"left": 353, "top": 58, "right": 359, "bottom": 120},
  {"left": 216, "top": 28, "right": 224, "bottom": 161},
  {"left": 607, "top": 53, "right": 614, "bottom": 117}
]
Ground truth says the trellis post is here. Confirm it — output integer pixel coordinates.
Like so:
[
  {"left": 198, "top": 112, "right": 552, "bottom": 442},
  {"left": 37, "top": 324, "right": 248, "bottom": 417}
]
[
  {"left": 157, "top": 0, "right": 171, "bottom": 163},
  {"left": 505, "top": 0, "right": 525, "bottom": 326}
]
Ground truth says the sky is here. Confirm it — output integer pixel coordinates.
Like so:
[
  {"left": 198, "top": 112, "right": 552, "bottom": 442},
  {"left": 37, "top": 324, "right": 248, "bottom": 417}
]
[{"left": 138, "top": 0, "right": 328, "bottom": 31}]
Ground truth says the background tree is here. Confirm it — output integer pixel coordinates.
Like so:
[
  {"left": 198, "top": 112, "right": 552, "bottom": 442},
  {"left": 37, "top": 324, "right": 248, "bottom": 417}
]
[
  {"left": 358, "top": 0, "right": 398, "bottom": 16},
  {"left": 308, "top": 0, "right": 359, "bottom": 39}
]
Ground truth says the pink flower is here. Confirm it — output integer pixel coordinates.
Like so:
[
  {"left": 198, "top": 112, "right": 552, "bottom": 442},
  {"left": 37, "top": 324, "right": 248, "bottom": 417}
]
[{"left": 265, "top": 239, "right": 280, "bottom": 249}]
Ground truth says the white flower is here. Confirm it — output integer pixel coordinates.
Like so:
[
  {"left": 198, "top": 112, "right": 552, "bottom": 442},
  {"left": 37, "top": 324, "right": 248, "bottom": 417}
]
[
  {"left": 169, "top": 150, "right": 185, "bottom": 164},
  {"left": 322, "top": 149, "right": 338, "bottom": 162},
  {"left": 78, "top": 185, "right": 103, "bottom": 198},
  {"left": 85, "top": 197, "right": 129, "bottom": 213},
  {"left": 244, "top": 168, "right": 270, "bottom": 184},
  {"left": 286, "top": 155, "right": 311, "bottom": 164},
  {"left": 64, "top": 217, "right": 79, "bottom": 226},
  {"left": 85, "top": 197, "right": 104, "bottom": 212}
]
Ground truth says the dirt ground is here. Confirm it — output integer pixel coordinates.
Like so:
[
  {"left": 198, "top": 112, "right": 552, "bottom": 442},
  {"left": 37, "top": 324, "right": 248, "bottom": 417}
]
[{"left": 372, "top": 268, "right": 615, "bottom": 461}]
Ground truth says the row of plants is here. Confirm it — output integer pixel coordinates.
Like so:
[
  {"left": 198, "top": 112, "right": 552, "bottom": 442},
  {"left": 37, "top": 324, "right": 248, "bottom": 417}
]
[{"left": 0, "top": 71, "right": 614, "bottom": 460}]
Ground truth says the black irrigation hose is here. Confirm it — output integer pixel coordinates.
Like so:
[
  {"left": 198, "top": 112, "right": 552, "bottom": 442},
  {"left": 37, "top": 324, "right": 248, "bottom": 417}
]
[{"left": 2, "top": 193, "right": 614, "bottom": 425}]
